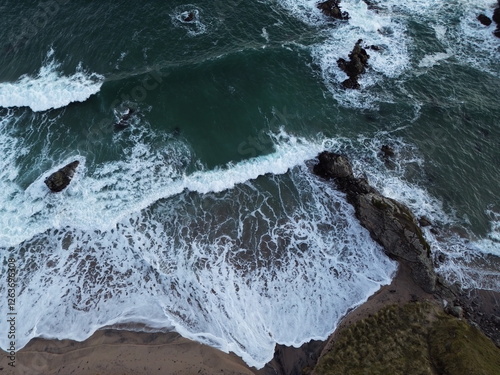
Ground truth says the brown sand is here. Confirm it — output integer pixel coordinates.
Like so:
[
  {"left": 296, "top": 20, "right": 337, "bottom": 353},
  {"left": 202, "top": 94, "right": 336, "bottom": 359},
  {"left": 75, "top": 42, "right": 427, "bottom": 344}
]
[
  {"left": 0, "top": 265, "right": 440, "bottom": 375},
  {"left": 0, "top": 330, "right": 255, "bottom": 375}
]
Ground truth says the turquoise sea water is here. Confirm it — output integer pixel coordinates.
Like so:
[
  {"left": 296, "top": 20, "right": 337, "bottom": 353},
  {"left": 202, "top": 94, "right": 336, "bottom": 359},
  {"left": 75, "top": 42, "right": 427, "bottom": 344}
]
[{"left": 0, "top": 0, "right": 499, "bottom": 368}]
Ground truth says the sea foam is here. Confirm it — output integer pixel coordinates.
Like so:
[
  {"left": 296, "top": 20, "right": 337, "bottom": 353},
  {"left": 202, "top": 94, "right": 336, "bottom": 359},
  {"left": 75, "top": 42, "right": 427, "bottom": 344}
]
[
  {"left": 0, "top": 129, "right": 398, "bottom": 368},
  {"left": 0, "top": 50, "right": 103, "bottom": 112},
  {"left": 0, "top": 126, "right": 498, "bottom": 368}
]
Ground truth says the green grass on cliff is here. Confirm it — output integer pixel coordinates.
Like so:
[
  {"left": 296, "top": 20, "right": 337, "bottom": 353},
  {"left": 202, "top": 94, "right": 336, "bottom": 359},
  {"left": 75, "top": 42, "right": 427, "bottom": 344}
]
[{"left": 313, "top": 302, "right": 500, "bottom": 375}]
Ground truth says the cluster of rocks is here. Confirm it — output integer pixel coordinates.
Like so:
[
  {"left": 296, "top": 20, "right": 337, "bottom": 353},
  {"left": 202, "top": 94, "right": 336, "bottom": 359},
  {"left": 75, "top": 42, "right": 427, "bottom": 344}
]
[
  {"left": 337, "top": 39, "right": 370, "bottom": 90},
  {"left": 477, "top": 1, "right": 500, "bottom": 38},
  {"left": 311, "top": 151, "right": 500, "bottom": 351},
  {"left": 316, "top": 0, "right": 374, "bottom": 89}
]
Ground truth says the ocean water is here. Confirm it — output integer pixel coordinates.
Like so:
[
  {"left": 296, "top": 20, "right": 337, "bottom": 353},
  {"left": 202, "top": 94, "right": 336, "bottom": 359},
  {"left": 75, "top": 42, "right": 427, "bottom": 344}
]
[{"left": 0, "top": 0, "right": 499, "bottom": 369}]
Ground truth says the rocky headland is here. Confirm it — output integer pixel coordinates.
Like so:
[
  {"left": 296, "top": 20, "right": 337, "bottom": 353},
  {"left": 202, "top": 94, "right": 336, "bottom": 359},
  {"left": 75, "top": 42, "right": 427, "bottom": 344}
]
[{"left": 307, "top": 151, "right": 500, "bottom": 375}]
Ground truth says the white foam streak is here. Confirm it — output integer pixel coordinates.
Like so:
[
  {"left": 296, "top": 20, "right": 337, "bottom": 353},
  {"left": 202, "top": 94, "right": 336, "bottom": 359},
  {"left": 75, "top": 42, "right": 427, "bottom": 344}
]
[{"left": 0, "top": 54, "right": 103, "bottom": 112}]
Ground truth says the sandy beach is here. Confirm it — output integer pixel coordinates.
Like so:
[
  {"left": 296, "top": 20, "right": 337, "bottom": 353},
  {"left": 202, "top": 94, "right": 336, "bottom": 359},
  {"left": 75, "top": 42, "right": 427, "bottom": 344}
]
[{"left": 0, "top": 263, "right": 442, "bottom": 375}]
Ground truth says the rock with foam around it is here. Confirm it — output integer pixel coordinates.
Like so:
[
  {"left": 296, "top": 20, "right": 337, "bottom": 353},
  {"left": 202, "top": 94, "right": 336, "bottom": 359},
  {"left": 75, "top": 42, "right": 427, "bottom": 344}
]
[{"left": 44, "top": 161, "right": 80, "bottom": 192}]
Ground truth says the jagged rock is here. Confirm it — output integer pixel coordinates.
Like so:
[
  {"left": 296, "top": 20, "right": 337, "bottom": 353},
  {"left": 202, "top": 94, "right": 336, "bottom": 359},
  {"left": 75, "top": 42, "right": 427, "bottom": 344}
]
[
  {"left": 337, "top": 40, "right": 370, "bottom": 90},
  {"left": 477, "top": 14, "right": 492, "bottom": 26},
  {"left": 44, "top": 161, "right": 80, "bottom": 192},
  {"left": 313, "top": 152, "right": 353, "bottom": 179},
  {"left": 419, "top": 216, "right": 432, "bottom": 227},
  {"left": 381, "top": 145, "right": 395, "bottom": 158},
  {"left": 317, "top": 0, "right": 349, "bottom": 20},
  {"left": 313, "top": 151, "right": 437, "bottom": 293}
]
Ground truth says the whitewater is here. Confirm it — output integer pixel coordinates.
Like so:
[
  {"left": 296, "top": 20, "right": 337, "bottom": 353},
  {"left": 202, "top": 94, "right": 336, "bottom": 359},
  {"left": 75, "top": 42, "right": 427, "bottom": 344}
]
[{"left": 0, "top": 0, "right": 499, "bottom": 369}]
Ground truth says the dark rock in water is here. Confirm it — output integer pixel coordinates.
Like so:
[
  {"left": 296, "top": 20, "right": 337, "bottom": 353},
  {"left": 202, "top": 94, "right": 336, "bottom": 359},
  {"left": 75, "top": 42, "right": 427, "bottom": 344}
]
[
  {"left": 44, "top": 161, "right": 80, "bottom": 192},
  {"left": 493, "top": 4, "right": 500, "bottom": 24},
  {"left": 362, "top": 0, "right": 382, "bottom": 11},
  {"left": 317, "top": 0, "right": 349, "bottom": 20},
  {"left": 172, "top": 127, "right": 181, "bottom": 137},
  {"left": 419, "top": 216, "right": 432, "bottom": 227},
  {"left": 380, "top": 145, "right": 395, "bottom": 158},
  {"left": 313, "top": 151, "right": 437, "bottom": 293},
  {"left": 368, "top": 44, "right": 383, "bottom": 51},
  {"left": 477, "top": 14, "right": 492, "bottom": 26},
  {"left": 494, "top": 3, "right": 500, "bottom": 38},
  {"left": 337, "top": 39, "right": 370, "bottom": 90},
  {"left": 313, "top": 152, "right": 354, "bottom": 179},
  {"left": 341, "top": 77, "right": 360, "bottom": 90},
  {"left": 181, "top": 11, "right": 195, "bottom": 22},
  {"left": 114, "top": 108, "right": 135, "bottom": 131}
]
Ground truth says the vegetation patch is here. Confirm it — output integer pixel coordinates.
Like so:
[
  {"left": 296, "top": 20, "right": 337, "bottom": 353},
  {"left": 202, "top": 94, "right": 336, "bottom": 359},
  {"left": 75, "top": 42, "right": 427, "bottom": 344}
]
[{"left": 313, "top": 302, "right": 500, "bottom": 375}]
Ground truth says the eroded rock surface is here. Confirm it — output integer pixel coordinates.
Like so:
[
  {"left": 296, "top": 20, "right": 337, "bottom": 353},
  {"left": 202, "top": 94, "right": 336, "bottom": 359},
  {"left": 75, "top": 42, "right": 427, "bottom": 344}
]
[{"left": 313, "top": 151, "right": 437, "bottom": 293}]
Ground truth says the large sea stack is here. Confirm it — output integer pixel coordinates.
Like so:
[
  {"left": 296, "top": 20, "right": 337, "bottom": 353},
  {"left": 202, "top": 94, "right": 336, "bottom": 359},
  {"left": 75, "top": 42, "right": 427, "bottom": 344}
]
[{"left": 44, "top": 160, "right": 80, "bottom": 193}]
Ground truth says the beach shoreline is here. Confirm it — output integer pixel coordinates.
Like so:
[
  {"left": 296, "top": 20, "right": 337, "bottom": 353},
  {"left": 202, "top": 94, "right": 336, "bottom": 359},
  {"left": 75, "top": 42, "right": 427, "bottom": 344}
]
[{"left": 0, "top": 263, "right": 435, "bottom": 375}]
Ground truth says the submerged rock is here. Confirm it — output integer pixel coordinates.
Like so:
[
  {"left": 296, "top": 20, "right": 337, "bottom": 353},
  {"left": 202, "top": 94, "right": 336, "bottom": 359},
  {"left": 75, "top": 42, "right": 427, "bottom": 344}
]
[
  {"left": 317, "top": 0, "right": 349, "bottom": 20},
  {"left": 181, "top": 11, "right": 196, "bottom": 23},
  {"left": 380, "top": 144, "right": 395, "bottom": 158},
  {"left": 114, "top": 107, "right": 135, "bottom": 131},
  {"left": 418, "top": 216, "right": 432, "bottom": 227},
  {"left": 44, "top": 161, "right": 80, "bottom": 192},
  {"left": 337, "top": 39, "right": 370, "bottom": 90},
  {"left": 313, "top": 151, "right": 437, "bottom": 293}
]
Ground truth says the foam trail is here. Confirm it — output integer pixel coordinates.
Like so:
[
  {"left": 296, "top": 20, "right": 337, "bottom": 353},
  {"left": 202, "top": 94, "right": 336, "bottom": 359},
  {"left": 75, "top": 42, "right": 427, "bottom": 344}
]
[
  {"left": 0, "top": 128, "right": 324, "bottom": 248},
  {"left": 0, "top": 50, "right": 103, "bottom": 112}
]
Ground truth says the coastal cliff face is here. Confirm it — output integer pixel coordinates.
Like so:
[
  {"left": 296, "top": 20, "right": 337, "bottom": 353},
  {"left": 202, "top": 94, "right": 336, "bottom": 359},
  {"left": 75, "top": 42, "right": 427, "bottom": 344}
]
[{"left": 313, "top": 151, "right": 436, "bottom": 293}]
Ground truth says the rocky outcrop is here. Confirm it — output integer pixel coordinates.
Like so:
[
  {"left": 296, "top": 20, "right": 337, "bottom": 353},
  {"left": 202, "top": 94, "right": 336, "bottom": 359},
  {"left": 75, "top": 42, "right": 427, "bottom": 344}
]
[
  {"left": 494, "top": 1, "right": 500, "bottom": 38},
  {"left": 317, "top": 0, "right": 349, "bottom": 20},
  {"left": 44, "top": 161, "right": 80, "bottom": 192},
  {"left": 337, "top": 40, "right": 370, "bottom": 89},
  {"left": 313, "top": 151, "right": 437, "bottom": 293}
]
